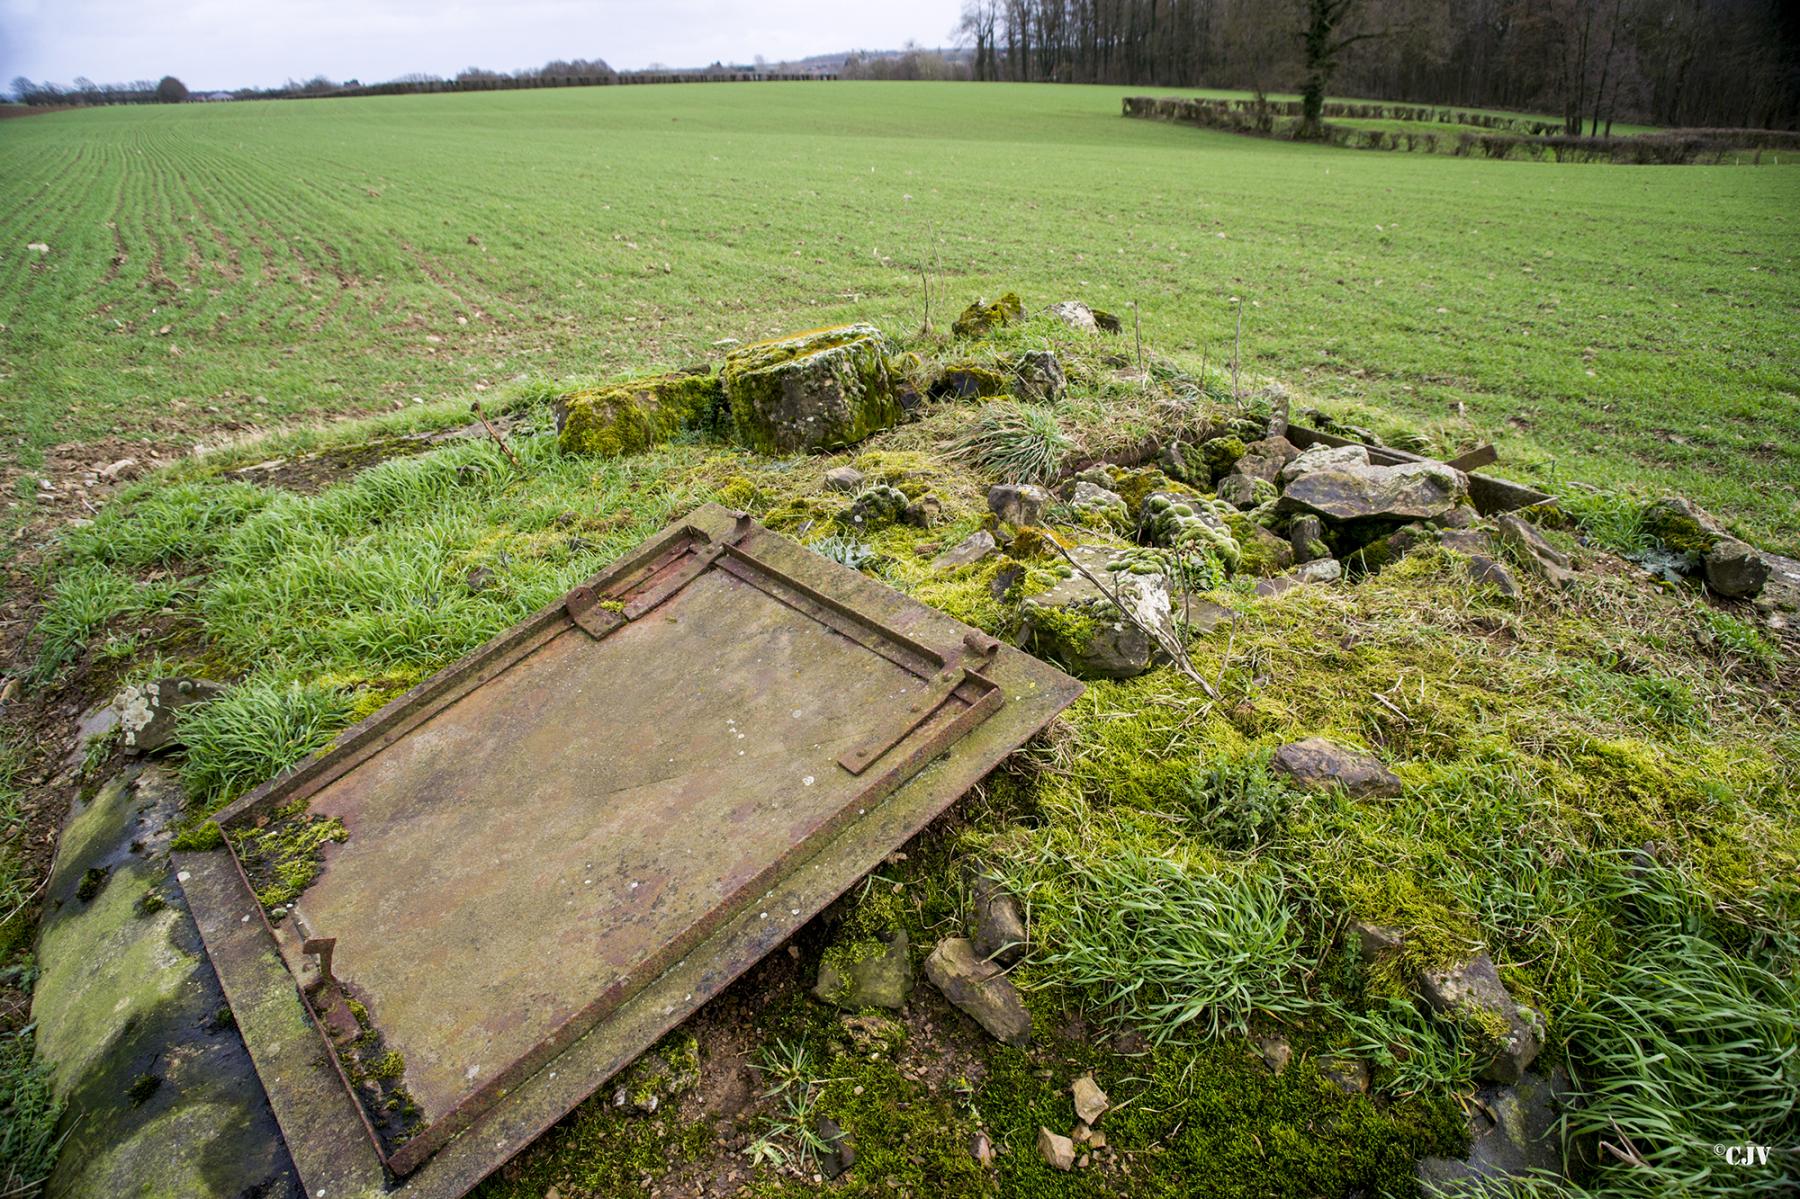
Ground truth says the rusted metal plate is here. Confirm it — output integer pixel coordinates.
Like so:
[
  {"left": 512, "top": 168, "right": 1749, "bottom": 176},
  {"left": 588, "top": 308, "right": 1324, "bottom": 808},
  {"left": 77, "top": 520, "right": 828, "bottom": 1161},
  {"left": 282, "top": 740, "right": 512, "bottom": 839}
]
[{"left": 183, "top": 504, "right": 1082, "bottom": 1198}]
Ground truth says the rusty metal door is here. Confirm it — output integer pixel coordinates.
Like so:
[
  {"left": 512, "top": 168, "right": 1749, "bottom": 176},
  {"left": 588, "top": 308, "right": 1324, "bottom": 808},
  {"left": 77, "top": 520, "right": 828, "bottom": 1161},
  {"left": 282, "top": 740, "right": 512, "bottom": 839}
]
[{"left": 179, "top": 504, "right": 1081, "bottom": 1199}]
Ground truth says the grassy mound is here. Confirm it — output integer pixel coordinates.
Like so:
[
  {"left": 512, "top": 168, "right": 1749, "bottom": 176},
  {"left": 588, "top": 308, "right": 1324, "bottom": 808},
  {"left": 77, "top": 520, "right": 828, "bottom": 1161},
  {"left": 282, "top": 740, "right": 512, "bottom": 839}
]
[{"left": 12, "top": 311, "right": 1797, "bottom": 1198}]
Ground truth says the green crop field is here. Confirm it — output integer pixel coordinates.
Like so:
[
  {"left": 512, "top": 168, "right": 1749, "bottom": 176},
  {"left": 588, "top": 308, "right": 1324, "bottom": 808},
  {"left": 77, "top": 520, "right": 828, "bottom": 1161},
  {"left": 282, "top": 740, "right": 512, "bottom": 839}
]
[
  {"left": 1, "top": 82, "right": 1796, "bottom": 543},
  {"left": 1, "top": 82, "right": 1797, "bottom": 549}
]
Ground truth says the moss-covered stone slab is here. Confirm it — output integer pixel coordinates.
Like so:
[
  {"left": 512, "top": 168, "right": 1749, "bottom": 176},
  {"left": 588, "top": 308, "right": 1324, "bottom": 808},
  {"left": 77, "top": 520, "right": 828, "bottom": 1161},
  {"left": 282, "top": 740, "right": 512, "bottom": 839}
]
[
  {"left": 31, "top": 768, "right": 296, "bottom": 1199},
  {"left": 721, "top": 324, "right": 901, "bottom": 454},
  {"left": 951, "top": 293, "right": 1025, "bottom": 339},
  {"left": 553, "top": 369, "right": 722, "bottom": 457}
]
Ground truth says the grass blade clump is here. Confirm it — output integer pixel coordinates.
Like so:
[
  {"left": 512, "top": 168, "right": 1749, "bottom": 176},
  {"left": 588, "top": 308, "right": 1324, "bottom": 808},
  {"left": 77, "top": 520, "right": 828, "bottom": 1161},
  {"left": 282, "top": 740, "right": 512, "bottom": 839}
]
[
  {"left": 1549, "top": 857, "right": 1799, "bottom": 1197},
  {"left": 178, "top": 677, "right": 358, "bottom": 812},
  {"left": 946, "top": 400, "right": 1073, "bottom": 484},
  {"left": 1, "top": 1027, "right": 65, "bottom": 1197},
  {"left": 1018, "top": 841, "right": 1311, "bottom": 1042},
  {"left": 26, "top": 564, "right": 182, "bottom": 684}
]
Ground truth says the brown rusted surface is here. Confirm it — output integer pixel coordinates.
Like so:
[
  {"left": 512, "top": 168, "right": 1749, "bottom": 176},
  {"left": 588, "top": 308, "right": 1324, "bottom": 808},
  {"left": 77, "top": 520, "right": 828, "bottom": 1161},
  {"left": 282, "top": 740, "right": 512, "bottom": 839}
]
[{"left": 186, "top": 503, "right": 1082, "bottom": 1197}]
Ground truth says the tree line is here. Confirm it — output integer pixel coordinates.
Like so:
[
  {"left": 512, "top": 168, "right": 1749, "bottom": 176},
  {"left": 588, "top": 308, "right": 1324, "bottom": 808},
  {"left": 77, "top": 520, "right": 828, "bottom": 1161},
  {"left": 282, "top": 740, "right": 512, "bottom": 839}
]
[{"left": 957, "top": 0, "right": 1800, "bottom": 130}]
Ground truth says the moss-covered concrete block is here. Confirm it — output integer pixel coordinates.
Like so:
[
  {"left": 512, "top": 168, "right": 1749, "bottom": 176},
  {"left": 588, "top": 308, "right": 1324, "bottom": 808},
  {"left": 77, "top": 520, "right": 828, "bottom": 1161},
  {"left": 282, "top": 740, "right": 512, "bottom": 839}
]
[
  {"left": 721, "top": 324, "right": 901, "bottom": 454},
  {"left": 32, "top": 768, "right": 294, "bottom": 1198},
  {"left": 553, "top": 369, "right": 722, "bottom": 457}
]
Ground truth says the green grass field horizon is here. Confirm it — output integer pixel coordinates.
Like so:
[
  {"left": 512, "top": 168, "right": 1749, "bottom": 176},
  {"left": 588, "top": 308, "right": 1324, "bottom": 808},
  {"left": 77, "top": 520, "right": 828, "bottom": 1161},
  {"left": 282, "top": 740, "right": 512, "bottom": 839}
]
[{"left": 2, "top": 81, "right": 1797, "bottom": 548}]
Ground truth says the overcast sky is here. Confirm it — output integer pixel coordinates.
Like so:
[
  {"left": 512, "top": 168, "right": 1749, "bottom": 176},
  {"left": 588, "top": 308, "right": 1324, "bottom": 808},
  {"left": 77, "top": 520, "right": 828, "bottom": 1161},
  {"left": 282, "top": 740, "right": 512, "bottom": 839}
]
[{"left": 2, "top": 0, "right": 965, "bottom": 91}]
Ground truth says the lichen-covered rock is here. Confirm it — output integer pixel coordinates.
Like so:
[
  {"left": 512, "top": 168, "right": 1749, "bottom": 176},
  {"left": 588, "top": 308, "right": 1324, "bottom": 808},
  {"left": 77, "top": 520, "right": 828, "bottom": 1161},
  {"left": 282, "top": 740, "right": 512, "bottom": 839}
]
[
  {"left": 554, "top": 369, "right": 721, "bottom": 456},
  {"left": 1013, "top": 350, "right": 1066, "bottom": 402},
  {"left": 1271, "top": 737, "right": 1401, "bottom": 797},
  {"left": 1214, "top": 473, "right": 1259, "bottom": 509},
  {"left": 722, "top": 324, "right": 901, "bottom": 454},
  {"left": 1417, "top": 1070, "right": 1568, "bottom": 1194},
  {"left": 1139, "top": 491, "right": 1241, "bottom": 569},
  {"left": 902, "top": 494, "right": 943, "bottom": 529},
  {"left": 934, "top": 362, "right": 1010, "bottom": 400},
  {"left": 1703, "top": 537, "right": 1769, "bottom": 598},
  {"left": 1235, "top": 436, "right": 1299, "bottom": 484},
  {"left": 1067, "top": 480, "right": 1129, "bottom": 529},
  {"left": 1642, "top": 495, "right": 1725, "bottom": 556},
  {"left": 114, "top": 677, "right": 225, "bottom": 754},
  {"left": 926, "top": 938, "right": 1032, "bottom": 1046},
  {"left": 1198, "top": 436, "right": 1246, "bottom": 481},
  {"left": 813, "top": 930, "right": 915, "bottom": 1011},
  {"left": 1228, "top": 518, "right": 1296, "bottom": 577},
  {"left": 1022, "top": 545, "right": 1175, "bottom": 679},
  {"left": 1288, "top": 514, "right": 1330, "bottom": 564},
  {"left": 1279, "top": 442, "right": 1369, "bottom": 484},
  {"left": 1280, "top": 461, "right": 1468, "bottom": 523},
  {"left": 843, "top": 484, "right": 910, "bottom": 531},
  {"left": 988, "top": 482, "right": 1051, "bottom": 527},
  {"left": 952, "top": 293, "right": 1026, "bottom": 339},
  {"left": 1044, "top": 300, "right": 1100, "bottom": 332},
  {"left": 1418, "top": 953, "right": 1543, "bottom": 1084}
]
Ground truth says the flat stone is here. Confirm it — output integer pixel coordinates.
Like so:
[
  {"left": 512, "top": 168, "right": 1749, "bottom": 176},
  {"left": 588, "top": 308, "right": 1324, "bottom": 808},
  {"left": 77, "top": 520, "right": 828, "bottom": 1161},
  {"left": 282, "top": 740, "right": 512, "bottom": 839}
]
[
  {"left": 1278, "top": 442, "right": 1369, "bottom": 484},
  {"left": 1271, "top": 737, "right": 1402, "bottom": 798},
  {"left": 824, "top": 465, "right": 866, "bottom": 493},
  {"left": 988, "top": 482, "right": 1052, "bottom": 527},
  {"left": 722, "top": 324, "right": 901, "bottom": 455},
  {"left": 1036, "top": 1127, "right": 1076, "bottom": 1171},
  {"left": 970, "top": 877, "right": 1027, "bottom": 966},
  {"left": 1418, "top": 953, "right": 1542, "bottom": 1084},
  {"left": 1071, "top": 1074, "right": 1110, "bottom": 1124},
  {"left": 1281, "top": 461, "right": 1468, "bottom": 523},
  {"left": 33, "top": 768, "right": 295, "bottom": 1198},
  {"left": 971, "top": 1129, "right": 995, "bottom": 1166},
  {"left": 925, "top": 937, "right": 1032, "bottom": 1047},
  {"left": 931, "top": 530, "right": 997, "bottom": 571},
  {"left": 1703, "top": 537, "right": 1769, "bottom": 599},
  {"left": 1492, "top": 514, "right": 1576, "bottom": 587},
  {"left": 813, "top": 930, "right": 915, "bottom": 1011},
  {"left": 1235, "top": 436, "right": 1299, "bottom": 484}
]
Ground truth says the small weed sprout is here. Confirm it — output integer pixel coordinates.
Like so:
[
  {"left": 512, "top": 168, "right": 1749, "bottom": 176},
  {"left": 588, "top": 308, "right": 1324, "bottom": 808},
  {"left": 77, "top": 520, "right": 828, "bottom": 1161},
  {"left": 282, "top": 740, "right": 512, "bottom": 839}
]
[
  {"left": 808, "top": 534, "right": 877, "bottom": 571},
  {"left": 744, "top": 1039, "right": 838, "bottom": 1171}
]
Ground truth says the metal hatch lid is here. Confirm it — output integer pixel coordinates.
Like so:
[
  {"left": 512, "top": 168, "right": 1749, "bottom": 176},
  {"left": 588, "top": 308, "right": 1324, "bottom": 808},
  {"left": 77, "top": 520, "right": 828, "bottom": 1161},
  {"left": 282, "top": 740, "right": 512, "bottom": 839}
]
[{"left": 180, "top": 504, "right": 1083, "bottom": 1199}]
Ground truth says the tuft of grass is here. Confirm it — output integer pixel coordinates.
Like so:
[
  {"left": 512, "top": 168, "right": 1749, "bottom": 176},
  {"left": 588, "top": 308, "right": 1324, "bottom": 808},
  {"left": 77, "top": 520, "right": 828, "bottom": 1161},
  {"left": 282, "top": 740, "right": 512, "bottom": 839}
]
[
  {"left": 1560, "top": 487, "right": 1655, "bottom": 556},
  {"left": 1012, "top": 838, "right": 1312, "bottom": 1042},
  {"left": 1, "top": 1026, "right": 65, "bottom": 1197},
  {"left": 946, "top": 400, "right": 1073, "bottom": 484},
  {"left": 26, "top": 564, "right": 181, "bottom": 684},
  {"left": 177, "top": 678, "right": 358, "bottom": 813},
  {"left": 1551, "top": 859, "right": 1799, "bottom": 1198}
]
